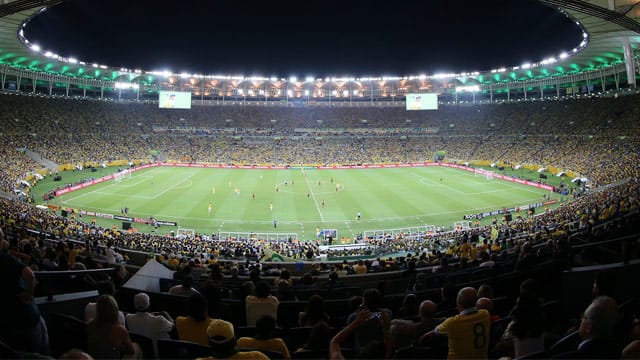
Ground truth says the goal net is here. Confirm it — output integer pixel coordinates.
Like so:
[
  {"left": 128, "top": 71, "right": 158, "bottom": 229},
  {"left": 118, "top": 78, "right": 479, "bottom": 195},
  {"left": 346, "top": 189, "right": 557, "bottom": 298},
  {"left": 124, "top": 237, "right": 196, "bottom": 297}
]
[
  {"left": 176, "top": 228, "right": 196, "bottom": 239},
  {"left": 474, "top": 169, "right": 495, "bottom": 180},
  {"left": 453, "top": 221, "right": 472, "bottom": 231},
  {"left": 113, "top": 169, "right": 132, "bottom": 183}
]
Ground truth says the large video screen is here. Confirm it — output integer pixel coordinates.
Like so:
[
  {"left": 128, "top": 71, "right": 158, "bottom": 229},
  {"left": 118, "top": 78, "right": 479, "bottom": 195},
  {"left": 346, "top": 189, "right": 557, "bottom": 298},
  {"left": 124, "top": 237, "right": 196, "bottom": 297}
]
[
  {"left": 406, "top": 93, "right": 438, "bottom": 110},
  {"left": 159, "top": 91, "right": 192, "bottom": 109}
]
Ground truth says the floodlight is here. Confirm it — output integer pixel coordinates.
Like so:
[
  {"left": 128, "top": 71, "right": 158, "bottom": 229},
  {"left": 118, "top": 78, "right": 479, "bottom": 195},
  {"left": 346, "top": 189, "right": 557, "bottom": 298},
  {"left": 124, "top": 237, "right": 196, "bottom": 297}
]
[
  {"left": 305, "top": 76, "right": 314, "bottom": 82},
  {"left": 521, "top": 63, "right": 531, "bottom": 69},
  {"left": 30, "top": 44, "right": 40, "bottom": 52},
  {"left": 45, "top": 51, "right": 53, "bottom": 58},
  {"left": 68, "top": 57, "right": 78, "bottom": 64}
]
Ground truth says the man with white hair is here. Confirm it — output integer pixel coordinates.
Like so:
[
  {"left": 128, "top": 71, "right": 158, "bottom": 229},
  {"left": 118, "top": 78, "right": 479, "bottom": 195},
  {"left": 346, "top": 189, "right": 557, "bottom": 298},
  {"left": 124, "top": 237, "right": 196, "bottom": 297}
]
[
  {"left": 571, "top": 295, "right": 620, "bottom": 358},
  {"left": 126, "top": 292, "right": 174, "bottom": 357}
]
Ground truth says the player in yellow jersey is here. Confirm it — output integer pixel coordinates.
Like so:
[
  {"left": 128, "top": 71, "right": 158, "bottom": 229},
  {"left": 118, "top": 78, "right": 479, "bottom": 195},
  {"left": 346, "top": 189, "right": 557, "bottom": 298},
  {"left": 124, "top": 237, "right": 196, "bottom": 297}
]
[
  {"left": 269, "top": 202, "right": 273, "bottom": 212},
  {"left": 208, "top": 203, "right": 212, "bottom": 215}
]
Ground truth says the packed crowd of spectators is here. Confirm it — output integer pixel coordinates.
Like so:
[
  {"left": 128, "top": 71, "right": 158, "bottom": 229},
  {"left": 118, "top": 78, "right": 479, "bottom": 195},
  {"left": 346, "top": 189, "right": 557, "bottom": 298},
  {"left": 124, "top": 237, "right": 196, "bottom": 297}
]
[
  {"left": 2, "top": 93, "right": 640, "bottom": 360},
  {"left": 1, "top": 92, "right": 639, "bottom": 194}
]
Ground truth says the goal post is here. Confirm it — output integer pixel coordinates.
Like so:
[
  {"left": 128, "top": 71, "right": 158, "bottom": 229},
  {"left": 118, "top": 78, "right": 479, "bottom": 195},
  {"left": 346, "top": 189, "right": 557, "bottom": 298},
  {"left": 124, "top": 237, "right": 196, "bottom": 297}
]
[
  {"left": 474, "top": 168, "right": 495, "bottom": 180},
  {"left": 113, "top": 169, "right": 132, "bottom": 183},
  {"left": 176, "top": 228, "right": 195, "bottom": 239}
]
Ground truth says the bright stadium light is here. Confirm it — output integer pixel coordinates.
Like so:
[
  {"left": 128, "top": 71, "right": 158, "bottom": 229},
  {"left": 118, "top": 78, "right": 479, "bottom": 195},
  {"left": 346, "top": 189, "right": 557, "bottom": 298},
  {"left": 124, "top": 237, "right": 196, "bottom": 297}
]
[
  {"left": 289, "top": 76, "right": 297, "bottom": 83},
  {"left": 30, "top": 44, "right": 40, "bottom": 52},
  {"left": 521, "top": 63, "right": 531, "bottom": 69},
  {"left": 456, "top": 85, "right": 480, "bottom": 92},
  {"left": 68, "top": 57, "right": 78, "bottom": 64},
  {"left": 45, "top": 51, "right": 54, "bottom": 58},
  {"left": 305, "top": 76, "right": 314, "bottom": 82},
  {"left": 559, "top": 52, "right": 569, "bottom": 59}
]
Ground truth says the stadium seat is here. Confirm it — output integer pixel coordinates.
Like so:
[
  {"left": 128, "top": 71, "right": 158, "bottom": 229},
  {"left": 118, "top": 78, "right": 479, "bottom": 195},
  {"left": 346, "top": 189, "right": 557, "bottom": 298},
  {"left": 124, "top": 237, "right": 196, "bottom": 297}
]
[
  {"left": 291, "top": 349, "right": 328, "bottom": 359},
  {"left": 156, "top": 339, "right": 211, "bottom": 359},
  {"left": 47, "top": 312, "right": 87, "bottom": 357},
  {"left": 129, "top": 332, "right": 155, "bottom": 359},
  {"left": 549, "top": 330, "right": 581, "bottom": 357}
]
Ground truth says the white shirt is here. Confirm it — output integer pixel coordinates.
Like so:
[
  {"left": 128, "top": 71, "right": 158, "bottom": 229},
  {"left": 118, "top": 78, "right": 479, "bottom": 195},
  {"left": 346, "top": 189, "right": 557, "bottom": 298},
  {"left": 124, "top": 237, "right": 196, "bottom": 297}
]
[{"left": 126, "top": 311, "right": 174, "bottom": 355}]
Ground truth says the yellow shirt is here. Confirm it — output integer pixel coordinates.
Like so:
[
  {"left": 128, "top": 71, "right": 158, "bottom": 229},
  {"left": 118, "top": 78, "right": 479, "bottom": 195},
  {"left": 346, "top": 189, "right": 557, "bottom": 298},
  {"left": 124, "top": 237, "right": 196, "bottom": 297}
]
[
  {"left": 176, "top": 316, "right": 214, "bottom": 346},
  {"left": 236, "top": 337, "right": 291, "bottom": 359},
  {"left": 436, "top": 309, "right": 490, "bottom": 359}
]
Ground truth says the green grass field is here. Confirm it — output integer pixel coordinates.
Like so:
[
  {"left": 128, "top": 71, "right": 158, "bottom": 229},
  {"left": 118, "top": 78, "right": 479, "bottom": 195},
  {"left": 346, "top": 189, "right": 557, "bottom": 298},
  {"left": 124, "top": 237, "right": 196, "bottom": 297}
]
[{"left": 36, "top": 166, "right": 561, "bottom": 240}]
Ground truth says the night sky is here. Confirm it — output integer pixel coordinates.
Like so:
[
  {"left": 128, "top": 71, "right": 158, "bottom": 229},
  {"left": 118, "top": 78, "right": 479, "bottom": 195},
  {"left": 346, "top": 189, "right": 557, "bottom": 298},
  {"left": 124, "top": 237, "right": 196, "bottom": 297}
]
[{"left": 23, "top": 0, "right": 583, "bottom": 77}]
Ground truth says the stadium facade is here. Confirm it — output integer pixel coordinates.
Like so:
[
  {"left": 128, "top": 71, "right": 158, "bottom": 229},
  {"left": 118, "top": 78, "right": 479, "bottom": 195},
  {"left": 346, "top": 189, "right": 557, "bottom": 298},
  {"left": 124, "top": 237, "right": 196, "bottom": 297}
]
[{"left": 0, "top": 0, "right": 638, "bottom": 104}]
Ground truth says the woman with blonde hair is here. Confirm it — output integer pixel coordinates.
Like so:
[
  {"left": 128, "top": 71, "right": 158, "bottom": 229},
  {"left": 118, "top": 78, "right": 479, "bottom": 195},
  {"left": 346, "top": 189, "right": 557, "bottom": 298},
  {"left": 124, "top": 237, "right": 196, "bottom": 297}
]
[{"left": 86, "top": 295, "right": 137, "bottom": 359}]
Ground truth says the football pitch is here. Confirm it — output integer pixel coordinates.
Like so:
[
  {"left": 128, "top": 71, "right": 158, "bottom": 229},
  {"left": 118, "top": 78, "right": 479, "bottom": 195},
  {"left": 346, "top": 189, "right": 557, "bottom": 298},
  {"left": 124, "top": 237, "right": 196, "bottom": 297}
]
[{"left": 43, "top": 166, "right": 554, "bottom": 240}]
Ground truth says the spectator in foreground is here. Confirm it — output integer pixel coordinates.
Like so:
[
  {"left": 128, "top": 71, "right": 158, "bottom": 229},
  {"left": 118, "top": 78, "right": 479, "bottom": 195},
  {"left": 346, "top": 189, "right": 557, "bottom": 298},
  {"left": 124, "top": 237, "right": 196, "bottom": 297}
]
[
  {"left": 555, "top": 296, "right": 620, "bottom": 359},
  {"left": 494, "top": 292, "right": 545, "bottom": 358},
  {"left": 196, "top": 319, "right": 269, "bottom": 360},
  {"left": 413, "top": 300, "right": 444, "bottom": 344},
  {"left": 298, "top": 294, "right": 329, "bottom": 327},
  {"left": 85, "top": 279, "right": 125, "bottom": 325},
  {"left": 622, "top": 316, "right": 640, "bottom": 359},
  {"left": 476, "top": 297, "right": 500, "bottom": 323},
  {"left": 294, "top": 321, "right": 332, "bottom": 356},
  {"left": 330, "top": 307, "right": 389, "bottom": 359},
  {"left": 0, "top": 241, "right": 49, "bottom": 354},
  {"left": 86, "top": 295, "right": 137, "bottom": 359},
  {"left": 245, "top": 281, "right": 279, "bottom": 327},
  {"left": 420, "top": 287, "right": 490, "bottom": 359},
  {"left": 176, "top": 293, "right": 213, "bottom": 346},
  {"left": 125, "top": 292, "right": 174, "bottom": 357},
  {"left": 237, "top": 315, "right": 291, "bottom": 359}
]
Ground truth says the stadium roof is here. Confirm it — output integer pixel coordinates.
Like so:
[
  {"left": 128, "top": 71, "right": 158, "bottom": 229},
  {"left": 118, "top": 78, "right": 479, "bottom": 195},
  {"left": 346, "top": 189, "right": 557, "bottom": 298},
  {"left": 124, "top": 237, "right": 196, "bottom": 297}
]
[{"left": 0, "top": 0, "right": 638, "bottom": 88}]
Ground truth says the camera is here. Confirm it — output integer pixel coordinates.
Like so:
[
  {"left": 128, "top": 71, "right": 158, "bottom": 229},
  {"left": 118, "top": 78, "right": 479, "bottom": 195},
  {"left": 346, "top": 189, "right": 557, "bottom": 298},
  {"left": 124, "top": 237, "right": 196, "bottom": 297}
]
[{"left": 369, "top": 312, "right": 382, "bottom": 319}]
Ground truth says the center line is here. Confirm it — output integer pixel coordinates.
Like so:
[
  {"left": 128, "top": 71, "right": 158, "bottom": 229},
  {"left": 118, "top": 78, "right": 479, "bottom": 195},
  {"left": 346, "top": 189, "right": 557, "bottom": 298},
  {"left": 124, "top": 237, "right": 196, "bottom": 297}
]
[{"left": 303, "top": 169, "right": 325, "bottom": 222}]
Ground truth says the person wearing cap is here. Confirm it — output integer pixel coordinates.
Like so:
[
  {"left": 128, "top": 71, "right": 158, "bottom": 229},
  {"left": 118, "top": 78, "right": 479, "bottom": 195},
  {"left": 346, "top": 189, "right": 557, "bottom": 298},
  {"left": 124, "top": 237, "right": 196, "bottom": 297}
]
[
  {"left": 196, "top": 319, "right": 269, "bottom": 360},
  {"left": 126, "top": 292, "right": 174, "bottom": 357}
]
